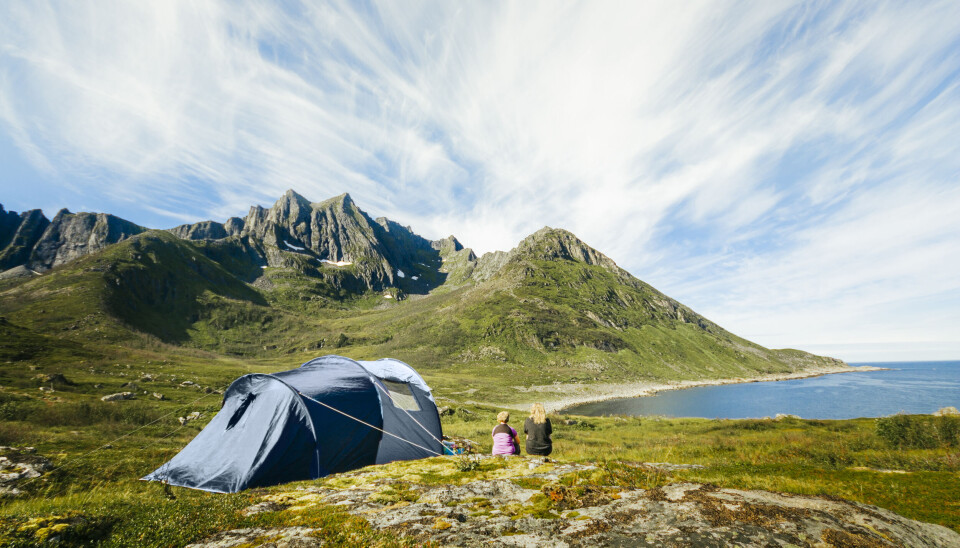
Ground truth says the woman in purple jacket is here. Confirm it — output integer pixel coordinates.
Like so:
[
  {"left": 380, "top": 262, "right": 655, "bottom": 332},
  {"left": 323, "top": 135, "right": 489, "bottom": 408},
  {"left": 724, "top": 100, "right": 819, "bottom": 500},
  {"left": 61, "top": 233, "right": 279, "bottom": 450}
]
[{"left": 491, "top": 411, "right": 521, "bottom": 455}]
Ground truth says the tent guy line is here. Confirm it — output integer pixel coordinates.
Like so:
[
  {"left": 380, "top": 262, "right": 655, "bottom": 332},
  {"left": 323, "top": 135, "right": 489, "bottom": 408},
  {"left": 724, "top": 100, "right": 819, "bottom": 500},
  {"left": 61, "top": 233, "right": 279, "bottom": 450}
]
[{"left": 296, "top": 390, "right": 442, "bottom": 457}]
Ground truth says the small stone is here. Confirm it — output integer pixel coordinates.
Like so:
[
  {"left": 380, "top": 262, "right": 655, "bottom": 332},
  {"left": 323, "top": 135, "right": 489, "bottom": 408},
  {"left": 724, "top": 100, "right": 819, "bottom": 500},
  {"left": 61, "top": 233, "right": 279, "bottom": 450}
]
[{"left": 152, "top": 392, "right": 165, "bottom": 400}]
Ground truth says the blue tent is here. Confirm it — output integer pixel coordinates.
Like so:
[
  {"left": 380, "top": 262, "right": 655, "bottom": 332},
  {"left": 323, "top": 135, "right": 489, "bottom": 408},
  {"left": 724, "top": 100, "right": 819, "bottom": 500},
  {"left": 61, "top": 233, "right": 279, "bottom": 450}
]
[{"left": 143, "top": 355, "right": 443, "bottom": 493}]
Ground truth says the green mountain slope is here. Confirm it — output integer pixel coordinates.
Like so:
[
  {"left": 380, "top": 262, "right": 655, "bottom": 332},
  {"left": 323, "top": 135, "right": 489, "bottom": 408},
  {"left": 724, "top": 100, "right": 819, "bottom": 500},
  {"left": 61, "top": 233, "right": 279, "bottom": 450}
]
[
  {"left": 308, "top": 228, "right": 844, "bottom": 391},
  {"left": 0, "top": 194, "right": 846, "bottom": 401}
]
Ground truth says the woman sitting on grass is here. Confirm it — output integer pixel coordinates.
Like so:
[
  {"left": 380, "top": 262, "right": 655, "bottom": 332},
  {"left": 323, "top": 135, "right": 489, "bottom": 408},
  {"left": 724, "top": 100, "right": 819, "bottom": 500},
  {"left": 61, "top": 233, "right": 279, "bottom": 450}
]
[
  {"left": 524, "top": 403, "right": 552, "bottom": 457},
  {"left": 491, "top": 411, "right": 521, "bottom": 456}
]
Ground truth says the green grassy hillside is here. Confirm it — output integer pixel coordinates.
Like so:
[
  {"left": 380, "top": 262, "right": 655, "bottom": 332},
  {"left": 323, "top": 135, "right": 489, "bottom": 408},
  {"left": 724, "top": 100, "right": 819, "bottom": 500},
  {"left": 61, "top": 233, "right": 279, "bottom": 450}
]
[{"left": 0, "top": 226, "right": 843, "bottom": 403}]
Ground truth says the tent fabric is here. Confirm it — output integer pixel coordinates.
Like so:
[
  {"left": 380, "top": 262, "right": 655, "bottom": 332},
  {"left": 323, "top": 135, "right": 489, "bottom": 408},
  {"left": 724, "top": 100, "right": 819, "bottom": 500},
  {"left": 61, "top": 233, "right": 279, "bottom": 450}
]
[{"left": 143, "top": 355, "right": 443, "bottom": 493}]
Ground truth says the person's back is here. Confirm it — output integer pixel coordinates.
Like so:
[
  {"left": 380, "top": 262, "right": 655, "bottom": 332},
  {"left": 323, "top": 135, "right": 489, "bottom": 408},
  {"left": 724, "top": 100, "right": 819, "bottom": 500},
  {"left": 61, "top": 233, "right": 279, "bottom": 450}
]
[
  {"left": 524, "top": 403, "right": 553, "bottom": 456},
  {"left": 491, "top": 423, "right": 517, "bottom": 455},
  {"left": 491, "top": 411, "right": 519, "bottom": 455}
]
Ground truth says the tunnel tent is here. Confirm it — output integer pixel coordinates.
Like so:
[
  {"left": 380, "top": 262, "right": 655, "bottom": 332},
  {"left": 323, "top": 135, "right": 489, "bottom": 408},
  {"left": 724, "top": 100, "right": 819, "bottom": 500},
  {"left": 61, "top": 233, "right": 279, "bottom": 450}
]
[{"left": 142, "top": 355, "right": 443, "bottom": 493}]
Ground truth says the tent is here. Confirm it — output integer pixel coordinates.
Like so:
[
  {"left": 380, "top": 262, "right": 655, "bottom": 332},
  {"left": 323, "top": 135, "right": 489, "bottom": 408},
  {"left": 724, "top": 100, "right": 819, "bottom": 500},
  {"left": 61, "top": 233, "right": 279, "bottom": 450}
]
[{"left": 142, "top": 355, "right": 443, "bottom": 493}]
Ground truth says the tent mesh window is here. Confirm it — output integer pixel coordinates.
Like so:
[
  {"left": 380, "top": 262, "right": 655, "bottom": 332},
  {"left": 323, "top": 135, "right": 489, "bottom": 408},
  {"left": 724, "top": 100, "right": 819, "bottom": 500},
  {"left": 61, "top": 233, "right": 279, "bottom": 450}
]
[{"left": 380, "top": 380, "right": 420, "bottom": 411}]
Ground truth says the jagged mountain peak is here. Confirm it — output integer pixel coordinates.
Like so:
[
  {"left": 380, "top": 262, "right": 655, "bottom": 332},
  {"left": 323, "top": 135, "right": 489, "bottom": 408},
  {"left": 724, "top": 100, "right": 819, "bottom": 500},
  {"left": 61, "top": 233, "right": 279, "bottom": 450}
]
[
  {"left": 282, "top": 188, "right": 310, "bottom": 202},
  {"left": 0, "top": 206, "right": 51, "bottom": 271},
  {"left": 431, "top": 235, "right": 464, "bottom": 254}
]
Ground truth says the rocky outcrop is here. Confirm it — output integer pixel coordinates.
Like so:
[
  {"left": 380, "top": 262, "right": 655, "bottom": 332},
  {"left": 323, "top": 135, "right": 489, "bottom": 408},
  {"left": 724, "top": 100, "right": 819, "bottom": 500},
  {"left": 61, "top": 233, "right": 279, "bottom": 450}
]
[
  {"left": 431, "top": 235, "right": 464, "bottom": 255},
  {"left": 100, "top": 392, "right": 135, "bottom": 402},
  {"left": 431, "top": 236, "right": 478, "bottom": 284},
  {"left": 0, "top": 446, "right": 52, "bottom": 497},
  {"left": 237, "top": 190, "right": 439, "bottom": 291},
  {"left": 0, "top": 265, "right": 39, "bottom": 280},
  {"left": 191, "top": 456, "right": 960, "bottom": 548},
  {"left": 223, "top": 217, "right": 245, "bottom": 236},
  {"left": 167, "top": 221, "right": 228, "bottom": 240},
  {"left": 473, "top": 227, "right": 629, "bottom": 284},
  {"left": 0, "top": 207, "right": 50, "bottom": 271},
  {"left": 28, "top": 209, "right": 145, "bottom": 271},
  {"left": 472, "top": 249, "right": 511, "bottom": 282},
  {"left": 167, "top": 217, "right": 244, "bottom": 241},
  {"left": 516, "top": 227, "right": 624, "bottom": 272},
  {"left": 0, "top": 204, "right": 24, "bottom": 250}
]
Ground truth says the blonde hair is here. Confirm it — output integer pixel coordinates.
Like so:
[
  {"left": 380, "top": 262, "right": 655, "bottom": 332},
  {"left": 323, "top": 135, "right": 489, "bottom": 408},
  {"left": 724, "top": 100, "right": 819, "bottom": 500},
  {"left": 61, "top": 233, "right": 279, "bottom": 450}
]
[
  {"left": 529, "top": 403, "right": 546, "bottom": 424},
  {"left": 497, "top": 411, "right": 510, "bottom": 423}
]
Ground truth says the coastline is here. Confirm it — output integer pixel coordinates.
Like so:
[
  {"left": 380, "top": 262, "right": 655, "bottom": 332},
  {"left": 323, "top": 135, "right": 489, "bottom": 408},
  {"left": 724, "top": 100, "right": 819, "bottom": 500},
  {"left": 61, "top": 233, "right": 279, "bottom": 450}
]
[{"left": 506, "top": 364, "right": 887, "bottom": 414}]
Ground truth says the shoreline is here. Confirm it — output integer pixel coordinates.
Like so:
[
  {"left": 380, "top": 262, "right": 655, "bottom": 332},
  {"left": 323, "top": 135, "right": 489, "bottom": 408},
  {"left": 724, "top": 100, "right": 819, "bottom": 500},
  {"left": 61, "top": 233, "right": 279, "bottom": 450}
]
[{"left": 504, "top": 364, "right": 887, "bottom": 414}]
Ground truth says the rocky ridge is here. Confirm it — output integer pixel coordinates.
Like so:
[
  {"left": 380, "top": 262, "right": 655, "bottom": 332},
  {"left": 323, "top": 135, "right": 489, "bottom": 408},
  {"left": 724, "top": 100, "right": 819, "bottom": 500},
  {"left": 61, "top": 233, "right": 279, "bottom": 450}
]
[
  {"left": 187, "top": 455, "right": 960, "bottom": 547},
  {"left": 1, "top": 194, "right": 640, "bottom": 294},
  {"left": 0, "top": 205, "right": 145, "bottom": 272}
]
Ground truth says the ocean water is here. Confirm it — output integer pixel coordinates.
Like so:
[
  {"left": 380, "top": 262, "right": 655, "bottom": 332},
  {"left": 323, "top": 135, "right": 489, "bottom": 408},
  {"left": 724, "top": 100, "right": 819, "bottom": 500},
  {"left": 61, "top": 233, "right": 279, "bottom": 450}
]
[{"left": 561, "top": 361, "right": 960, "bottom": 419}]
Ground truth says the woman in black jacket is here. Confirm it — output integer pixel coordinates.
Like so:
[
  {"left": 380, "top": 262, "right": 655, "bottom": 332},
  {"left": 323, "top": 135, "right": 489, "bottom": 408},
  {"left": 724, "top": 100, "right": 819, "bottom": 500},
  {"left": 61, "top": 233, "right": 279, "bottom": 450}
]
[{"left": 523, "top": 402, "right": 552, "bottom": 456}]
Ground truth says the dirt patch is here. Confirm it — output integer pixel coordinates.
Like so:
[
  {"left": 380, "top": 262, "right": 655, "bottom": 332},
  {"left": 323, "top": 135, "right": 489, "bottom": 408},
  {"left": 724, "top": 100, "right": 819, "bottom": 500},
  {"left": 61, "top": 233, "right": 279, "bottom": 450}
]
[
  {"left": 684, "top": 485, "right": 810, "bottom": 528},
  {"left": 821, "top": 527, "right": 892, "bottom": 548}
]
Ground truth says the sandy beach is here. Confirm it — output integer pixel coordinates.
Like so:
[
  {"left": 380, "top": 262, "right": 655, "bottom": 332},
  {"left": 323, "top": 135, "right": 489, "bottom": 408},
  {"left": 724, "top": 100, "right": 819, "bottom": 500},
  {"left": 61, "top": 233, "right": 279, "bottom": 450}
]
[{"left": 506, "top": 364, "right": 886, "bottom": 413}]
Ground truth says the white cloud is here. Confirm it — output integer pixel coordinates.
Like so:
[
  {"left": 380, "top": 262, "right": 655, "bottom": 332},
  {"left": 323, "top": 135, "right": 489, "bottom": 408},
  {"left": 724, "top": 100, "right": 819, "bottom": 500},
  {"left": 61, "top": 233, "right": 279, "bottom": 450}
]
[{"left": 1, "top": 1, "right": 959, "bottom": 359}]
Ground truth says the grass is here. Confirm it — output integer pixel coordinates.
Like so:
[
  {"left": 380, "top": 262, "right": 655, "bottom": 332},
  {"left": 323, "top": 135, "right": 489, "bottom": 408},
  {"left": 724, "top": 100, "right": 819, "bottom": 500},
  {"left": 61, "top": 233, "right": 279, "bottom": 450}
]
[
  {"left": 440, "top": 406, "right": 960, "bottom": 532},
  {"left": 1, "top": 384, "right": 958, "bottom": 546}
]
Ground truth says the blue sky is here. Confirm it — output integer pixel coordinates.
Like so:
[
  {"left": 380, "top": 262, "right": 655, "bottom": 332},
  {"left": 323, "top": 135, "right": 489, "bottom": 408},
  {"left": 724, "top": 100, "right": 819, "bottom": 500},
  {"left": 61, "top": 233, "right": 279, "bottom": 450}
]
[{"left": 2, "top": 1, "right": 959, "bottom": 362}]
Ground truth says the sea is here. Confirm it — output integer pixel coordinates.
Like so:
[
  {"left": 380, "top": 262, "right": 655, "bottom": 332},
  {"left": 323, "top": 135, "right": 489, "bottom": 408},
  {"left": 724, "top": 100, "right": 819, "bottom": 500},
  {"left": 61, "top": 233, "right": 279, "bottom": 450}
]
[{"left": 560, "top": 361, "right": 960, "bottom": 420}]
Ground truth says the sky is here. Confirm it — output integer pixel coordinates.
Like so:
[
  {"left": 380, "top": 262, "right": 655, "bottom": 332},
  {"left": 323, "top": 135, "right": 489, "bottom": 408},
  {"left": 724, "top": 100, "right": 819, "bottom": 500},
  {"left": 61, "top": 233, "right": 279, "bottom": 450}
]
[{"left": 1, "top": 1, "right": 959, "bottom": 362}]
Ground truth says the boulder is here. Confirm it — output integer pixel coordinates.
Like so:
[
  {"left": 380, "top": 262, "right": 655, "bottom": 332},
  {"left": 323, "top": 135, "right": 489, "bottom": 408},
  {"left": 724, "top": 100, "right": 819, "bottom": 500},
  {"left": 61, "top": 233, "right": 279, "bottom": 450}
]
[
  {"left": 178, "top": 411, "right": 203, "bottom": 425},
  {"left": 934, "top": 406, "right": 959, "bottom": 416}
]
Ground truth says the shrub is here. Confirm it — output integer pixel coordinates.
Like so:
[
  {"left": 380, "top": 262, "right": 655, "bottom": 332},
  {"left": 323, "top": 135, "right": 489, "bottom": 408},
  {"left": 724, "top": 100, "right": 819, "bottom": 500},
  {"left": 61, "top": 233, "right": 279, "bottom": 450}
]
[
  {"left": 454, "top": 453, "right": 480, "bottom": 472},
  {"left": 875, "top": 414, "right": 960, "bottom": 449}
]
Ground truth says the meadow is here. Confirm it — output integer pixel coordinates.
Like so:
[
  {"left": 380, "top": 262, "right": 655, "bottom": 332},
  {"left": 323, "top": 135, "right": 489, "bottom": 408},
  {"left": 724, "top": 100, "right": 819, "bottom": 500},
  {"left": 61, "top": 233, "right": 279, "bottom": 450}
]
[{"left": 1, "top": 372, "right": 958, "bottom": 547}]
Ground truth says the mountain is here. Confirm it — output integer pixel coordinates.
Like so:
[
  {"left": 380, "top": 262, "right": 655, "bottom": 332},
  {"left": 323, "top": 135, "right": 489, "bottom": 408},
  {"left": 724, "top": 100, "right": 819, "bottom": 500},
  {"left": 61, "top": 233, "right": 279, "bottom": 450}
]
[
  {"left": 0, "top": 206, "right": 49, "bottom": 271},
  {"left": 0, "top": 192, "right": 845, "bottom": 392},
  {"left": 0, "top": 205, "right": 145, "bottom": 273}
]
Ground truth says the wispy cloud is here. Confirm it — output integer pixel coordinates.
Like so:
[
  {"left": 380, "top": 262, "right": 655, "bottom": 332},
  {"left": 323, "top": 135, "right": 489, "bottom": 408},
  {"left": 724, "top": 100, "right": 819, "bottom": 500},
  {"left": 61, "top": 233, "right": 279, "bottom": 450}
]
[{"left": 1, "top": 0, "right": 959, "bottom": 360}]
